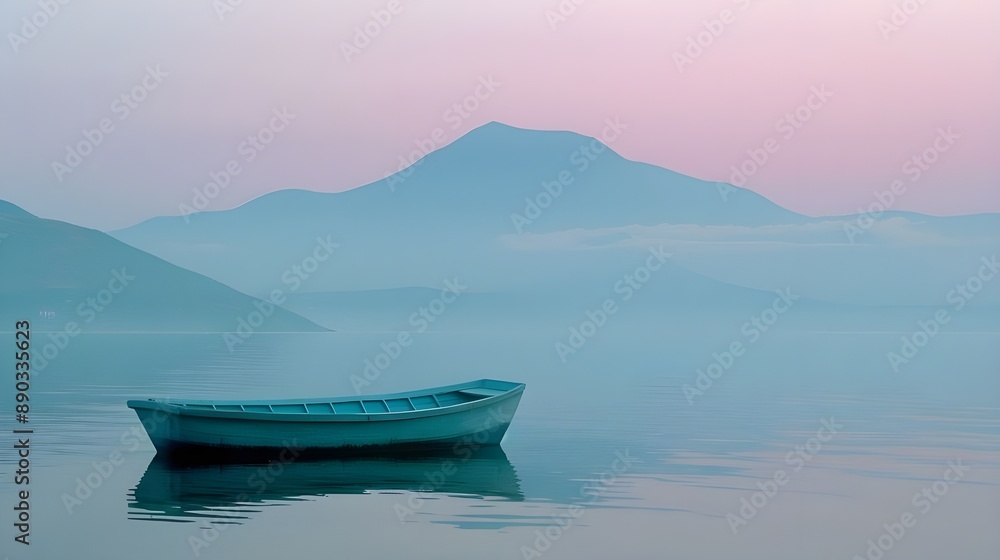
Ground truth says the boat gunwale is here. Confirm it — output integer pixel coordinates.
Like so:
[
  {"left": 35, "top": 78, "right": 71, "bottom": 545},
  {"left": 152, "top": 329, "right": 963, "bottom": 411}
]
[{"left": 126, "top": 379, "right": 524, "bottom": 423}]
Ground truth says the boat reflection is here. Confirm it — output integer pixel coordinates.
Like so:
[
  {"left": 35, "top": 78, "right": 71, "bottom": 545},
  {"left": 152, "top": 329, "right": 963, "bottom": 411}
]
[{"left": 128, "top": 447, "right": 523, "bottom": 523}]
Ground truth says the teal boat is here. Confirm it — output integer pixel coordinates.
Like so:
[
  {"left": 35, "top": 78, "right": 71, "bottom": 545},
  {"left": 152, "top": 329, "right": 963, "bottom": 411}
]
[{"left": 127, "top": 379, "right": 524, "bottom": 460}]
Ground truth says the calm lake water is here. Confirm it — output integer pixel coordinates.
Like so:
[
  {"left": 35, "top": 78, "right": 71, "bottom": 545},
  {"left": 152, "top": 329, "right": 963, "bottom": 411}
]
[{"left": 1, "top": 326, "right": 998, "bottom": 559}]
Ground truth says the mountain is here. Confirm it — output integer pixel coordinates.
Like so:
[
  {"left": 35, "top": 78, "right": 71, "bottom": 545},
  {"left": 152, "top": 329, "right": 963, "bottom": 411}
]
[
  {"left": 0, "top": 202, "right": 327, "bottom": 333},
  {"left": 0, "top": 200, "right": 34, "bottom": 219},
  {"left": 109, "top": 123, "right": 806, "bottom": 293},
  {"left": 109, "top": 122, "right": 1000, "bottom": 307}
]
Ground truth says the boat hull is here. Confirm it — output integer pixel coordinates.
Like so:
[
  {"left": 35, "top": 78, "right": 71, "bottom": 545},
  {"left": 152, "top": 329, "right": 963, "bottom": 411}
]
[{"left": 128, "top": 380, "right": 523, "bottom": 461}]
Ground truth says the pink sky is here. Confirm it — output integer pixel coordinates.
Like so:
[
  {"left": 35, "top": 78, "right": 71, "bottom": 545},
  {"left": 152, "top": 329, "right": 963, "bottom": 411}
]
[{"left": 1, "top": 0, "right": 997, "bottom": 229}]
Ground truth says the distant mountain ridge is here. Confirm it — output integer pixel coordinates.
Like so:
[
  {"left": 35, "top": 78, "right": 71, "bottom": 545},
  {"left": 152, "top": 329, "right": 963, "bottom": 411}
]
[
  {"left": 108, "top": 123, "right": 811, "bottom": 294},
  {"left": 125, "top": 122, "right": 807, "bottom": 233},
  {"left": 108, "top": 122, "right": 999, "bottom": 307},
  {"left": 0, "top": 199, "right": 34, "bottom": 218},
  {"left": 0, "top": 203, "right": 327, "bottom": 333}
]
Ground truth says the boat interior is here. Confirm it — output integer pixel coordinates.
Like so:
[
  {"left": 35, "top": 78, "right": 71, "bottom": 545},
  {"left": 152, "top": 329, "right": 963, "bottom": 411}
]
[{"left": 174, "top": 386, "right": 510, "bottom": 415}]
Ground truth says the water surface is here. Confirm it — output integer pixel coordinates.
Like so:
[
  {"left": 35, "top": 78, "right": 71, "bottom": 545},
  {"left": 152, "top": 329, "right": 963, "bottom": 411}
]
[{"left": 1, "top": 328, "right": 998, "bottom": 559}]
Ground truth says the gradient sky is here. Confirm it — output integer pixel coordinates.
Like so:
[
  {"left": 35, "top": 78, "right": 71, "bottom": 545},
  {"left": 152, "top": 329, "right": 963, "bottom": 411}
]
[{"left": 1, "top": 0, "right": 997, "bottom": 230}]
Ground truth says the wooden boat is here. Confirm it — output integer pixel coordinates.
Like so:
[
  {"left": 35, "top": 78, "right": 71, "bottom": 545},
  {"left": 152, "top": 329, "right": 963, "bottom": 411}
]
[{"left": 126, "top": 379, "right": 524, "bottom": 460}]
